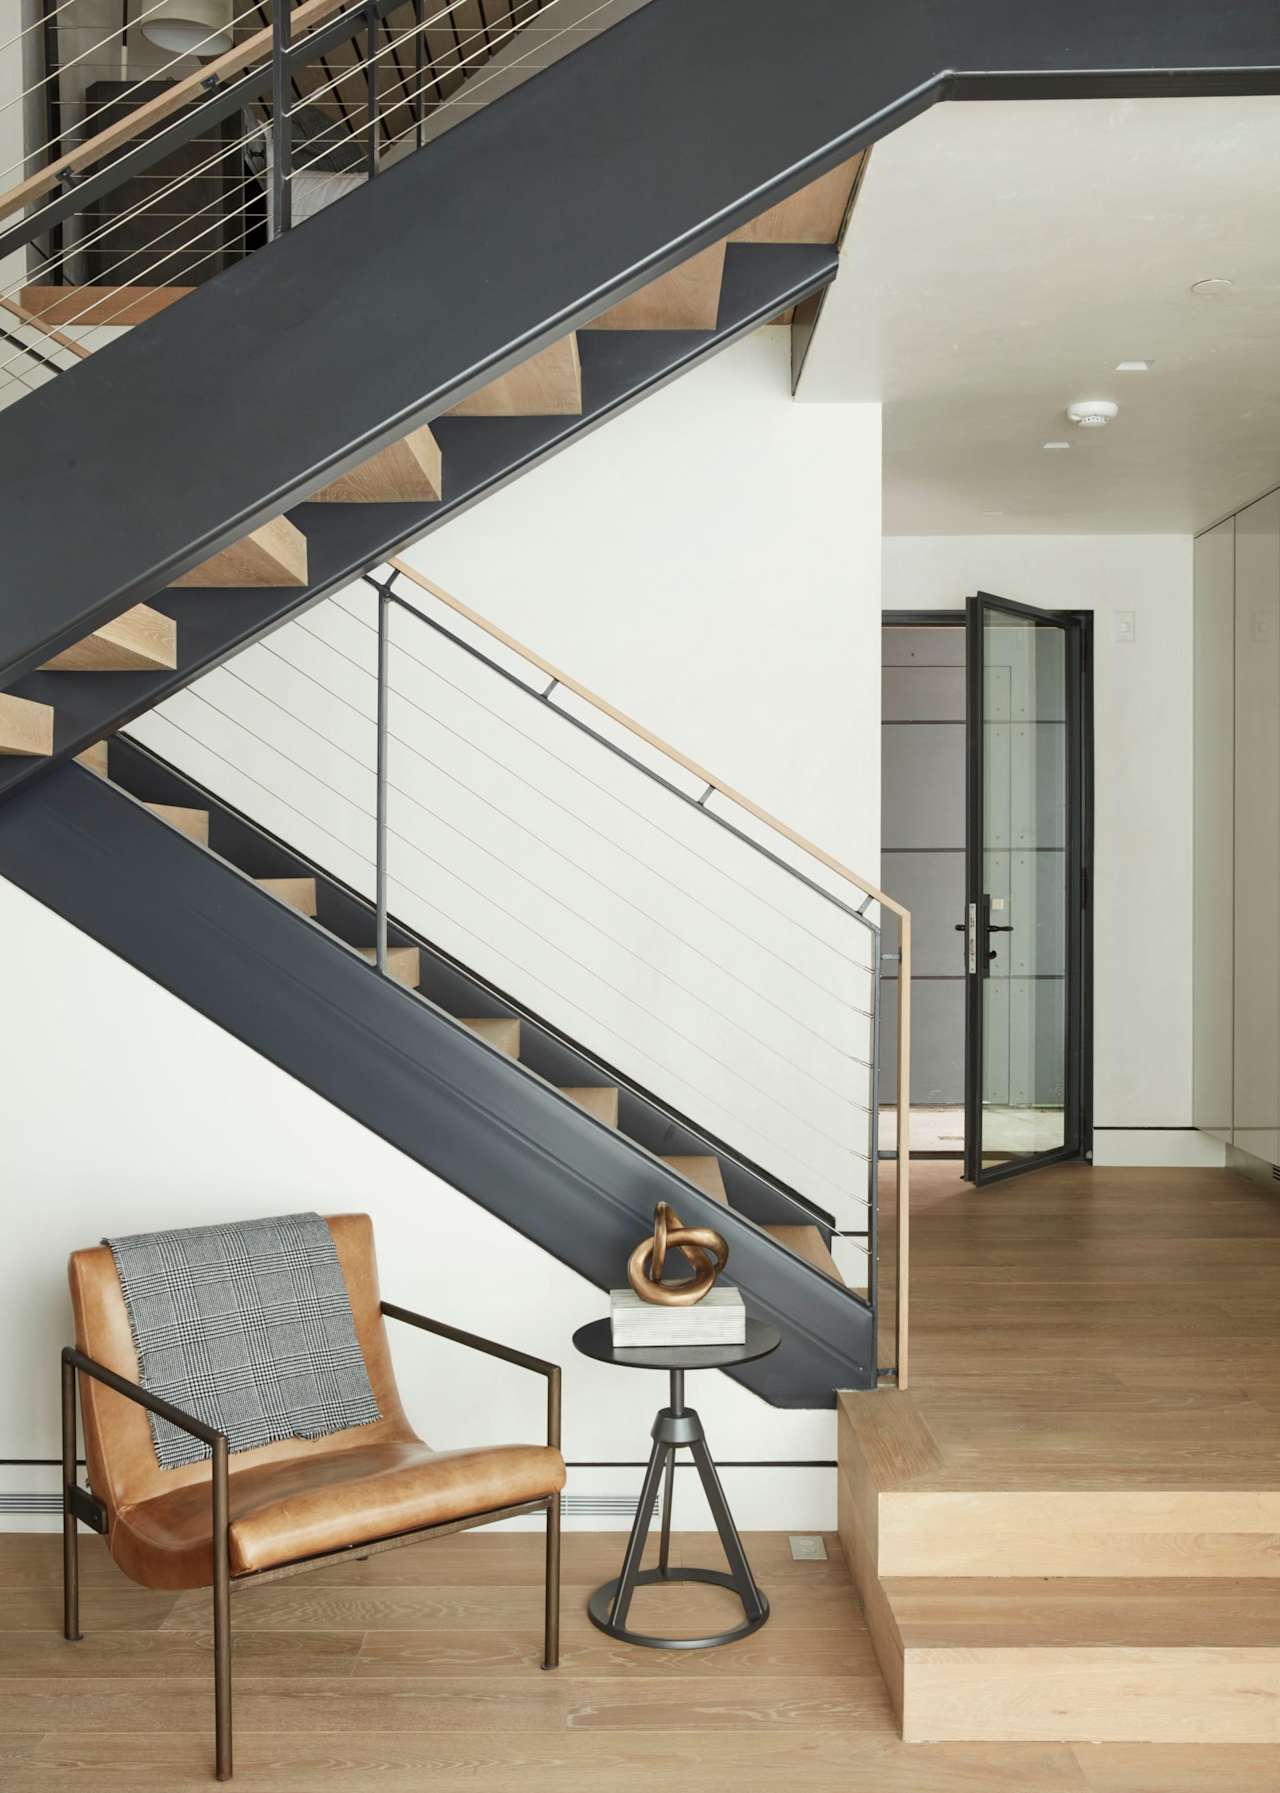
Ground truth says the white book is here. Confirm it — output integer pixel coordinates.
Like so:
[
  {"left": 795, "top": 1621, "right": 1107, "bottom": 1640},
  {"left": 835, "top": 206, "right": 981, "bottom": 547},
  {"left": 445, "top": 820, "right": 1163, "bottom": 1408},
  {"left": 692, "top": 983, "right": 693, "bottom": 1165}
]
[{"left": 610, "top": 1285, "right": 746, "bottom": 1347}]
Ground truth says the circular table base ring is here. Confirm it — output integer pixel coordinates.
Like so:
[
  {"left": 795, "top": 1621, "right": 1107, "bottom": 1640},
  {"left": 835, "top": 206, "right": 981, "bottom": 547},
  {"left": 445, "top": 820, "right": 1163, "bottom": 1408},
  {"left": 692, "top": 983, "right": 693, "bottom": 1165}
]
[{"left": 587, "top": 1566, "right": 770, "bottom": 1650}]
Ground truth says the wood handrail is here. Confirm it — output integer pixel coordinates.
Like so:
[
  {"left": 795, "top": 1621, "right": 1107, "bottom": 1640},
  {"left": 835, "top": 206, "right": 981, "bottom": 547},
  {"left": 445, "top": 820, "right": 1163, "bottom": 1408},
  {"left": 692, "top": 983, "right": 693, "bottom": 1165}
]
[
  {"left": 388, "top": 558, "right": 907, "bottom": 917},
  {"left": 386, "top": 555, "right": 911, "bottom": 1387},
  {"left": 0, "top": 296, "right": 90, "bottom": 361},
  {"left": 0, "top": 0, "right": 355, "bottom": 225}
]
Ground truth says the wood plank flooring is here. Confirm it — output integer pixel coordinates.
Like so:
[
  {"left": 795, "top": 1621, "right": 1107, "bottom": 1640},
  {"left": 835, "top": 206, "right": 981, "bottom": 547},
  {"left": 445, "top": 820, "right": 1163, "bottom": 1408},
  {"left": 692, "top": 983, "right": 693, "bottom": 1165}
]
[{"left": 1, "top": 1529, "right": 1277, "bottom": 1789}]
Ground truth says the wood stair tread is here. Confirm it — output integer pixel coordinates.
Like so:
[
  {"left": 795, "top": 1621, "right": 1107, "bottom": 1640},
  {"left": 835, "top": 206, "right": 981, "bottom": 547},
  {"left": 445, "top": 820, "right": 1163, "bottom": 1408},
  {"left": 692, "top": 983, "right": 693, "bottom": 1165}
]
[
  {"left": 446, "top": 336, "right": 582, "bottom": 417},
  {"left": 762, "top": 1223, "right": 844, "bottom": 1284},
  {"left": 311, "top": 425, "right": 442, "bottom": 503},
  {"left": 256, "top": 876, "right": 317, "bottom": 916},
  {"left": 661, "top": 1155, "right": 728, "bottom": 1204},
  {"left": 75, "top": 741, "right": 109, "bottom": 776},
  {"left": 172, "top": 514, "right": 307, "bottom": 589},
  {"left": 0, "top": 692, "right": 54, "bottom": 757},
  {"left": 43, "top": 603, "right": 176, "bottom": 673},
  {"left": 587, "top": 240, "right": 727, "bottom": 332},
  {"left": 357, "top": 945, "right": 420, "bottom": 988},
  {"left": 559, "top": 1086, "right": 620, "bottom": 1127},
  {"left": 461, "top": 1016, "right": 521, "bottom": 1058},
  {"left": 142, "top": 802, "right": 208, "bottom": 845}
]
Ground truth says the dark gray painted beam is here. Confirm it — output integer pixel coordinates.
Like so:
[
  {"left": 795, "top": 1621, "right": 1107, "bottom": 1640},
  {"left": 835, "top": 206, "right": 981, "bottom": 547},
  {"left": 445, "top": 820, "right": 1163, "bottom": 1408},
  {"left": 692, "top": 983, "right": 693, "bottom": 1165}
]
[
  {"left": 0, "top": 0, "right": 1276, "bottom": 685},
  {"left": 0, "top": 762, "right": 876, "bottom": 1404}
]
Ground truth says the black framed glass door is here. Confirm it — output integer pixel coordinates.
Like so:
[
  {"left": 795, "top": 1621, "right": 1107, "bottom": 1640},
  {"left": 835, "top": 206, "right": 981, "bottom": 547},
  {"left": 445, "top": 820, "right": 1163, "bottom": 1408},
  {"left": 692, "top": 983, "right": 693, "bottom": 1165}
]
[{"left": 963, "top": 592, "right": 1091, "bottom": 1184}]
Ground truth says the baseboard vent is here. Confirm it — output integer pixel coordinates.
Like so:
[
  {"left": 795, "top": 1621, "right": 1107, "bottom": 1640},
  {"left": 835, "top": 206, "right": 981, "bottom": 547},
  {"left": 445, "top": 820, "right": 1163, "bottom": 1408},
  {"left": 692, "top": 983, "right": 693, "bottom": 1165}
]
[
  {"left": 1271, "top": 1164, "right": 1280, "bottom": 1182},
  {"left": 0, "top": 1493, "right": 62, "bottom": 1516},
  {"left": 560, "top": 1493, "right": 660, "bottom": 1521}
]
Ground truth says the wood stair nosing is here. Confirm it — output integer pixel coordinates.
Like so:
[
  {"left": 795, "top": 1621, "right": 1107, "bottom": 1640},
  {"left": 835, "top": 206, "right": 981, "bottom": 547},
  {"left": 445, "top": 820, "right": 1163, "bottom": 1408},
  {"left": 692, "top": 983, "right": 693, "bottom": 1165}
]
[
  {"left": 0, "top": 692, "right": 54, "bottom": 757},
  {"left": 142, "top": 801, "right": 209, "bottom": 845},
  {"left": 445, "top": 334, "right": 582, "bottom": 418},
  {"left": 357, "top": 945, "right": 421, "bottom": 989},
  {"left": 75, "top": 741, "right": 109, "bottom": 776},
  {"left": 559, "top": 1085, "right": 620, "bottom": 1127},
  {"left": 311, "top": 424, "right": 443, "bottom": 504},
  {"left": 461, "top": 1015, "right": 521, "bottom": 1059},
  {"left": 171, "top": 514, "right": 308, "bottom": 589},
  {"left": 660, "top": 1154, "right": 729, "bottom": 1204},
  {"left": 42, "top": 603, "right": 177, "bottom": 674},
  {"left": 256, "top": 876, "right": 318, "bottom": 917}
]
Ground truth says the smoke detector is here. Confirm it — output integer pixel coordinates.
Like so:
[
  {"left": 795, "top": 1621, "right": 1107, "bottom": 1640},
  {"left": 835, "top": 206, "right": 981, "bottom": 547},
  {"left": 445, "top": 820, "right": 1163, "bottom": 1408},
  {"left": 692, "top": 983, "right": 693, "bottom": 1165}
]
[{"left": 1067, "top": 399, "right": 1119, "bottom": 429}]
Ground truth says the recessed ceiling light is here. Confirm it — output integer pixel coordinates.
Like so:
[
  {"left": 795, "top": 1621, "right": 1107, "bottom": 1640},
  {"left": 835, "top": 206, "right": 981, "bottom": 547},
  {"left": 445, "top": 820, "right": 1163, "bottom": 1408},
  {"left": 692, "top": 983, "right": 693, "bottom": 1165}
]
[
  {"left": 982, "top": 508, "right": 1005, "bottom": 516},
  {"left": 1115, "top": 359, "right": 1153, "bottom": 372},
  {"left": 1043, "top": 441, "right": 1071, "bottom": 451},
  {"left": 1190, "top": 277, "right": 1235, "bottom": 298}
]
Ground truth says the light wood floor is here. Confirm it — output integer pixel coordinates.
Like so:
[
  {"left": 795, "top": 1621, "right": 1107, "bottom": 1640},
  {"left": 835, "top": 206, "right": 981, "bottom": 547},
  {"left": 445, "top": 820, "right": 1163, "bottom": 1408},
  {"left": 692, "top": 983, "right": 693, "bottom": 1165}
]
[
  {"left": 0, "top": 1526, "right": 1277, "bottom": 1790},
  {"left": 877, "top": 1158, "right": 1280, "bottom": 1485}
]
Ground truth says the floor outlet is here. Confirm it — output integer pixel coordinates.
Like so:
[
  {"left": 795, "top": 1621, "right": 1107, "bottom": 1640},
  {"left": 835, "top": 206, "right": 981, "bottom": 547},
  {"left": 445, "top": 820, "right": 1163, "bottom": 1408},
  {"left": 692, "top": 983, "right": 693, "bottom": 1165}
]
[{"left": 789, "top": 1534, "right": 828, "bottom": 1561}]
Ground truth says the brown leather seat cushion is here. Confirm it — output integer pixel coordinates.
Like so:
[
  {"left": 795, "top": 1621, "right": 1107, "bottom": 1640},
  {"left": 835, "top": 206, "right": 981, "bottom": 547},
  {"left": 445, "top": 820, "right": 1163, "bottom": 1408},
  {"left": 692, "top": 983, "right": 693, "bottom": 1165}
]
[{"left": 110, "top": 1437, "right": 566, "bottom": 1586}]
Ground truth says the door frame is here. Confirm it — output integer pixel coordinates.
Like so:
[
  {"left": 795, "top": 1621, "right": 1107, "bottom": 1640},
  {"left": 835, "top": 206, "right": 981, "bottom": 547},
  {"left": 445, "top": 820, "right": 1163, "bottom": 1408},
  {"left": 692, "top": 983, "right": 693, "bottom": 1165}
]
[
  {"left": 880, "top": 606, "right": 1093, "bottom": 1177},
  {"left": 963, "top": 592, "right": 1094, "bottom": 1184}
]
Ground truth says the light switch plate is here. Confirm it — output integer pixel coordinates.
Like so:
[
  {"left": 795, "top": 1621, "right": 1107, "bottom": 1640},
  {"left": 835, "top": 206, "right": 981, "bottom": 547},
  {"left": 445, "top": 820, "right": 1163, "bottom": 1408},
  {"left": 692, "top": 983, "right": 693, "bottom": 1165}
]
[{"left": 1114, "top": 610, "right": 1136, "bottom": 643}]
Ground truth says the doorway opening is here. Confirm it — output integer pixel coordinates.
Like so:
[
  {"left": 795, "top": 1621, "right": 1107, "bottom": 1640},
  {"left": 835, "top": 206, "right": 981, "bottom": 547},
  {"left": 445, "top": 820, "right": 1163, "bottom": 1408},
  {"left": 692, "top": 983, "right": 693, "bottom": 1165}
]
[{"left": 880, "top": 601, "right": 1094, "bottom": 1184}]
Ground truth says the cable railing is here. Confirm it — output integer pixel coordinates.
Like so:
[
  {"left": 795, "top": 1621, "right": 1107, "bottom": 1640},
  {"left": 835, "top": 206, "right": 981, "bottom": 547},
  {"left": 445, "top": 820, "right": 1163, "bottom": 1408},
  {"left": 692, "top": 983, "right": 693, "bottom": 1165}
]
[
  {"left": 0, "top": 0, "right": 638, "bottom": 397},
  {"left": 128, "top": 559, "right": 913, "bottom": 1382}
]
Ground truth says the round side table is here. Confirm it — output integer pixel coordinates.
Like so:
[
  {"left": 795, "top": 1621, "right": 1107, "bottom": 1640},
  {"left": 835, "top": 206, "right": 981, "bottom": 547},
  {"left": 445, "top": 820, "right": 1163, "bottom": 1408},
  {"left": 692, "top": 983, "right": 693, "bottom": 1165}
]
[{"left": 572, "top": 1316, "right": 781, "bottom": 1650}]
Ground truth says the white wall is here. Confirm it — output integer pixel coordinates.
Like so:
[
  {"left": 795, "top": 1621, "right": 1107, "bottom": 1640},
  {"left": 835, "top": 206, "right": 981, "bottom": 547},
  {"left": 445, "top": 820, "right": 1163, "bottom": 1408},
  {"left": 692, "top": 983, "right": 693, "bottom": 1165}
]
[
  {"left": 3, "top": 329, "right": 884, "bottom": 1526},
  {"left": 883, "top": 533, "right": 1220, "bottom": 1163},
  {"left": 0, "top": 873, "right": 835, "bottom": 1530}
]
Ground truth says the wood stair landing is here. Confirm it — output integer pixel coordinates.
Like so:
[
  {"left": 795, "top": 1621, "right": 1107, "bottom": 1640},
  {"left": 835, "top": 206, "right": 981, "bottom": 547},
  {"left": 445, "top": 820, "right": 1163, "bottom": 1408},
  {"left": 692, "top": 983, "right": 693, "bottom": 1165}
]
[
  {"left": 838, "top": 1385, "right": 1280, "bottom": 1744},
  {"left": 884, "top": 1577, "right": 1280, "bottom": 1744}
]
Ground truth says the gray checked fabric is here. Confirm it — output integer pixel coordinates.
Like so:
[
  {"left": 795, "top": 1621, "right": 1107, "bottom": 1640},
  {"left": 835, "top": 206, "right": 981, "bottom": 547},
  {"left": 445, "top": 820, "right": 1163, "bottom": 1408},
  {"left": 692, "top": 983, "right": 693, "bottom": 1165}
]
[{"left": 105, "top": 1212, "right": 381, "bottom": 1469}]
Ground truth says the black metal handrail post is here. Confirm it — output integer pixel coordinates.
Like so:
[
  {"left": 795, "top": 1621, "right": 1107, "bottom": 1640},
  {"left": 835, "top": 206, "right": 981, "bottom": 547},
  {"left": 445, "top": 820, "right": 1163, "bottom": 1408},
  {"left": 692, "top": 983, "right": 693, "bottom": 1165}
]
[{"left": 271, "top": 2, "right": 293, "bottom": 237}]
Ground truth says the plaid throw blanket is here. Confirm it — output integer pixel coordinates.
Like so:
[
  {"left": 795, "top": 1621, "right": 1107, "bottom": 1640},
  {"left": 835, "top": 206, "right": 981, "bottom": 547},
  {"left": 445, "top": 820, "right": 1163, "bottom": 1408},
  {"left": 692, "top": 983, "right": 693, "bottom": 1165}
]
[{"left": 106, "top": 1213, "right": 381, "bottom": 1469}]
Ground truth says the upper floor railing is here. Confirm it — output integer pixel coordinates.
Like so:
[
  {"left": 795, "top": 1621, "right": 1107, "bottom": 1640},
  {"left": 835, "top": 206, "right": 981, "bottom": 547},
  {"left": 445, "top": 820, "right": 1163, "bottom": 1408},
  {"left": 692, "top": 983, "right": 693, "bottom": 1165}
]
[{"left": 0, "top": 0, "right": 640, "bottom": 402}]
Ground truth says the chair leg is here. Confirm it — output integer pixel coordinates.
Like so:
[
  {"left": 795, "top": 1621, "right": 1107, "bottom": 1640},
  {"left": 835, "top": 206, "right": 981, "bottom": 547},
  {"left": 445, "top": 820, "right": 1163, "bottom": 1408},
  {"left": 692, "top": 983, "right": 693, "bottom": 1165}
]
[
  {"left": 542, "top": 1492, "right": 560, "bottom": 1670},
  {"left": 212, "top": 1438, "right": 233, "bottom": 1781},
  {"left": 60, "top": 1354, "right": 82, "bottom": 1644}
]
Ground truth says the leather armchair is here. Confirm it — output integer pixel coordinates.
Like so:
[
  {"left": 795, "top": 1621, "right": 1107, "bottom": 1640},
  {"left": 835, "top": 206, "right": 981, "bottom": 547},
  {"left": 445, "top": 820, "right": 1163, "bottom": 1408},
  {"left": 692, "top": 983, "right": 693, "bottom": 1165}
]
[{"left": 62, "top": 1213, "right": 565, "bottom": 1782}]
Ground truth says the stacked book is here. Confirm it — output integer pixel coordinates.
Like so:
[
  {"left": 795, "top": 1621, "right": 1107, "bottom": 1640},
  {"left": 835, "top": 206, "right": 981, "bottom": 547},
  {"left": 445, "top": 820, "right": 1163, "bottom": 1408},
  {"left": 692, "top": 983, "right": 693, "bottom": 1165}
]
[{"left": 610, "top": 1285, "right": 746, "bottom": 1347}]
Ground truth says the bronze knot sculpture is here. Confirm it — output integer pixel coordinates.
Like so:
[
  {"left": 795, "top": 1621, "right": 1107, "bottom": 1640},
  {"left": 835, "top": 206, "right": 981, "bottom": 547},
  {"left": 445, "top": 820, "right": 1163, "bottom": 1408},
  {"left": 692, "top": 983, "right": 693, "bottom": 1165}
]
[{"left": 626, "top": 1201, "right": 729, "bottom": 1307}]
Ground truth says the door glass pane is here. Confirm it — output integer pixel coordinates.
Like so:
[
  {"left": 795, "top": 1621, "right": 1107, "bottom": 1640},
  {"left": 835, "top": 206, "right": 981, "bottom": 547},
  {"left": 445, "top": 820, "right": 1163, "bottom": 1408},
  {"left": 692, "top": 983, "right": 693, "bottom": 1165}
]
[{"left": 980, "top": 606, "right": 1067, "bottom": 1169}]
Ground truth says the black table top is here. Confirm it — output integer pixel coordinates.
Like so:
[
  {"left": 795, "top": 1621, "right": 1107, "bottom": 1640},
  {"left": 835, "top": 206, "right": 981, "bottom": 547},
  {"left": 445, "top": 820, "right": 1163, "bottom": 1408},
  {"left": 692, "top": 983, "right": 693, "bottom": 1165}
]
[{"left": 572, "top": 1316, "right": 781, "bottom": 1372}]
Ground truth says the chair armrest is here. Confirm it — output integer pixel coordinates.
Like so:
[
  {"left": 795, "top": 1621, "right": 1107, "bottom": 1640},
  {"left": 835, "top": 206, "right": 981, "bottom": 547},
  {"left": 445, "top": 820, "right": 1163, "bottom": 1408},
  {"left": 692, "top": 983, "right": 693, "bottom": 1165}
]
[
  {"left": 380, "top": 1302, "right": 561, "bottom": 1451},
  {"left": 62, "top": 1345, "right": 226, "bottom": 1450}
]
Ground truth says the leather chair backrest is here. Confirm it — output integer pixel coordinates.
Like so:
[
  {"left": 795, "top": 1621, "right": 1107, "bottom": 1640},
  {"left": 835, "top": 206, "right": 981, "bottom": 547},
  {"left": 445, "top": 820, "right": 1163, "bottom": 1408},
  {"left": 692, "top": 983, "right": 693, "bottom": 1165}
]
[{"left": 68, "top": 1214, "right": 416, "bottom": 1517}]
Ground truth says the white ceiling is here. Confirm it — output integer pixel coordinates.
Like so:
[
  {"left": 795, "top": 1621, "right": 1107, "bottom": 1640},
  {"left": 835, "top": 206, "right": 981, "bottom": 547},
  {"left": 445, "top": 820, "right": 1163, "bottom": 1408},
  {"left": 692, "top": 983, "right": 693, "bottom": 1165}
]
[{"left": 799, "top": 96, "right": 1280, "bottom": 534}]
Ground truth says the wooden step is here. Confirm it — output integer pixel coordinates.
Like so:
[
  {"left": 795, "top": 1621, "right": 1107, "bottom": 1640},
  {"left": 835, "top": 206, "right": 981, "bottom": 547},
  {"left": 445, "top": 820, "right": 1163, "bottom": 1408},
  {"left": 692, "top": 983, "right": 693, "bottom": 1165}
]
[
  {"left": 0, "top": 692, "right": 53, "bottom": 757},
  {"left": 311, "top": 425, "right": 443, "bottom": 503},
  {"left": 559, "top": 1086, "right": 619, "bottom": 1127},
  {"left": 75, "top": 741, "right": 109, "bottom": 776},
  {"left": 143, "top": 802, "right": 208, "bottom": 845},
  {"left": 838, "top": 1389, "right": 1280, "bottom": 1580},
  {"left": 357, "top": 945, "right": 420, "bottom": 988},
  {"left": 42, "top": 603, "right": 176, "bottom": 673},
  {"left": 19, "top": 283, "right": 189, "bottom": 325},
  {"left": 661, "top": 1154, "right": 728, "bottom": 1204},
  {"left": 447, "top": 335, "right": 582, "bottom": 418},
  {"left": 172, "top": 515, "right": 307, "bottom": 589},
  {"left": 882, "top": 1576, "right": 1280, "bottom": 1744},
  {"left": 763, "top": 1223, "right": 844, "bottom": 1284},
  {"left": 461, "top": 1016, "right": 521, "bottom": 1059},
  {"left": 730, "top": 152, "right": 865, "bottom": 245},
  {"left": 256, "top": 876, "right": 317, "bottom": 917},
  {"left": 586, "top": 241, "right": 726, "bottom": 332}
]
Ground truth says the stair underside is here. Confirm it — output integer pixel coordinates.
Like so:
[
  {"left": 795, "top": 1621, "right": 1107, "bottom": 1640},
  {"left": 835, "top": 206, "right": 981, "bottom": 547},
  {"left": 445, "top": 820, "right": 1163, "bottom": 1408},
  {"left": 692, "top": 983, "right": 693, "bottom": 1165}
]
[{"left": 0, "top": 244, "right": 835, "bottom": 799}]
